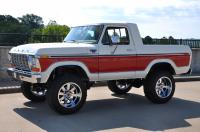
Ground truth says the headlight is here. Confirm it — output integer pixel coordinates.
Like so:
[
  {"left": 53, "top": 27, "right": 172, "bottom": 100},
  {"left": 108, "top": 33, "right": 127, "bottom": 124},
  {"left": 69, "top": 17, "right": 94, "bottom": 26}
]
[
  {"left": 28, "top": 55, "right": 41, "bottom": 72},
  {"left": 28, "top": 56, "right": 33, "bottom": 68}
]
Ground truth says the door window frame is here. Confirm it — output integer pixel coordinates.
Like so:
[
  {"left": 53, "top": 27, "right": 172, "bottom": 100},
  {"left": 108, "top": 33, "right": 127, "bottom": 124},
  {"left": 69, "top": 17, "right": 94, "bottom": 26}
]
[{"left": 101, "top": 27, "right": 130, "bottom": 45}]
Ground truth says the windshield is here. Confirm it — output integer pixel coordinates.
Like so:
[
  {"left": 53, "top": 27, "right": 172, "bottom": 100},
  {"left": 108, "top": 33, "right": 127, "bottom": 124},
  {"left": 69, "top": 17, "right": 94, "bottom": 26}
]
[{"left": 64, "top": 25, "right": 104, "bottom": 44}]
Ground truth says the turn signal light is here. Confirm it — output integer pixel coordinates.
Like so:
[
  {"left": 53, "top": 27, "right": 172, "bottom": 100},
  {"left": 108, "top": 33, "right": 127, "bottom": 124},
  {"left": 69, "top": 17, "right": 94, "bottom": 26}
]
[{"left": 31, "top": 67, "right": 41, "bottom": 72}]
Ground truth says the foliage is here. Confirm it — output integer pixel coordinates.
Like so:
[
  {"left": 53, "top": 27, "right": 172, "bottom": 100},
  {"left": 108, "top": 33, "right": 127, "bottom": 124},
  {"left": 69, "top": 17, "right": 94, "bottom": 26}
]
[
  {"left": 160, "top": 37, "right": 168, "bottom": 44},
  {"left": 32, "top": 21, "right": 70, "bottom": 36},
  {"left": 168, "top": 36, "right": 178, "bottom": 44},
  {"left": 143, "top": 36, "right": 153, "bottom": 44},
  {"left": 18, "top": 14, "right": 44, "bottom": 31},
  {"left": 0, "top": 15, "right": 28, "bottom": 33},
  {"left": 43, "top": 25, "right": 69, "bottom": 36},
  {"left": 31, "top": 21, "right": 70, "bottom": 43},
  {"left": 142, "top": 36, "right": 179, "bottom": 45},
  {"left": 159, "top": 36, "right": 178, "bottom": 45},
  {"left": 0, "top": 15, "right": 70, "bottom": 45},
  {"left": 0, "top": 15, "right": 30, "bottom": 45},
  {"left": 48, "top": 20, "right": 57, "bottom": 25},
  {"left": 0, "top": 15, "right": 19, "bottom": 24}
]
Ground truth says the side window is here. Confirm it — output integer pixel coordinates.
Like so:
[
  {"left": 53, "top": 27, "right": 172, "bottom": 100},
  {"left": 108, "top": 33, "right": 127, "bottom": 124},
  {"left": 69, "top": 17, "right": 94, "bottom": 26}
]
[{"left": 102, "top": 27, "right": 130, "bottom": 45}]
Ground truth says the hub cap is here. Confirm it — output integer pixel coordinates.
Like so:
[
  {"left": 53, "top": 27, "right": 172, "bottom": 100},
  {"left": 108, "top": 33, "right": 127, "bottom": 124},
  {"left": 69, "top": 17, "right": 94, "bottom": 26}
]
[
  {"left": 58, "top": 82, "right": 82, "bottom": 108},
  {"left": 155, "top": 77, "right": 172, "bottom": 98},
  {"left": 116, "top": 80, "right": 131, "bottom": 90}
]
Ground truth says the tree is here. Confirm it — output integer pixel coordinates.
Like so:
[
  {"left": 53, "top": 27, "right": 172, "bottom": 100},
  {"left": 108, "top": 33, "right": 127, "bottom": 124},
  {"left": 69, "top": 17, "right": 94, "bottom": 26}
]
[
  {"left": 42, "top": 25, "right": 69, "bottom": 36},
  {"left": 0, "top": 15, "right": 23, "bottom": 33},
  {"left": 160, "top": 37, "right": 168, "bottom": 44},
  {"left": 48, "top": 20, "right": 57, "bottom": 25},
  {"left": 0, "top": 15, "right": 19, "bottom": 24},
  {"left": 168, "top": 36, "right": 177, "bottom": 45},
  {"left": 31, "top": 21, "right": 70, "bottom": 43},
  {"left": 18, "top": 14, "right": 44, "bottom": 30},
  {"left": 32, "top": 24, "right": 70, "bottom": 36},
  {"left": 0, "top": 15, "right": 70, "bottom": 45},
  {"left": 143, "top": 36, "right": 153, "bottom": 44},
  {"left": 0, "top": 15, "right": 30, "bottom": 45},
  {"left": 169, "top": 36, "right": 174, "bottom": 40}
]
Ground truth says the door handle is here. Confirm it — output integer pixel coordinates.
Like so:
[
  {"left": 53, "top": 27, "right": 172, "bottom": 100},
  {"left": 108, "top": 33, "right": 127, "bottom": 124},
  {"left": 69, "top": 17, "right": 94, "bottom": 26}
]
[{"left": 126, "top": 49, "right": 133, "bottom": 52}]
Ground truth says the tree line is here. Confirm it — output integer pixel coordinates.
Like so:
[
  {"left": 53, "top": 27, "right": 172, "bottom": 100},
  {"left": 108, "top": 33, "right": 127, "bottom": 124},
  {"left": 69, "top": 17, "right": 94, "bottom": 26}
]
[
  {"left": 0, "top": 14, "right": 70, "bottom": 45},
  {"left": 142, "top": 36, "right": 179, "bottom": 45}
]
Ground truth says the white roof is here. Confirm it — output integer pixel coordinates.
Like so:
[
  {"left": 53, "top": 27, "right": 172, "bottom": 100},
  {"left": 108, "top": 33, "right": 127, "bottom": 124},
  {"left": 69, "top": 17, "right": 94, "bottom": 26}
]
[{"left": 72, "top": 23, "right": 136, "bottom": 27}]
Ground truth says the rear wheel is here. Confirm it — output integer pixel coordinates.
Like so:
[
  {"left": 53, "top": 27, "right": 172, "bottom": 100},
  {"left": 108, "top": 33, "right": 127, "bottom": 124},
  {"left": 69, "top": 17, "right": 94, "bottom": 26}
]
[
  {"left": 107, "top": 80, "right": 132, "bottom": 94},
  {"left": 21, "top": 82, "right": 46, "bottom": 102},
  {"left": 144, "top": 71, "right": 175, "bottom": 104},
  {"left": 47, "top": 74, "right": 87, "bottom": 114}
]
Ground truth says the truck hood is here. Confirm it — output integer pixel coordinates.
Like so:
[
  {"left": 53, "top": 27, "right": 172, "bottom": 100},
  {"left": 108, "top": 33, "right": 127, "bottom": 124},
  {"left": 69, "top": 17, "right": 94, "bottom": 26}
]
[{"left": 9, "top": 42, "right": 97, "bottom": 56}]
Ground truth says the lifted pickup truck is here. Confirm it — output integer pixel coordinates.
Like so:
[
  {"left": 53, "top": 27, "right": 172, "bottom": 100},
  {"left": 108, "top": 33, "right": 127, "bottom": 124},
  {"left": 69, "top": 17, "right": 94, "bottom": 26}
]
[{"left": 7, "top": 23, "right": 192, "bottom": 114}]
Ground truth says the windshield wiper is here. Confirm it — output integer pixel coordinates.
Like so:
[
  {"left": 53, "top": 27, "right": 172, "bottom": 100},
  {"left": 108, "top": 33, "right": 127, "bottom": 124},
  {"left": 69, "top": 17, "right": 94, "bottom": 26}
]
[{"left": 64, "top": 40, "right": 78, "bottom": 43}]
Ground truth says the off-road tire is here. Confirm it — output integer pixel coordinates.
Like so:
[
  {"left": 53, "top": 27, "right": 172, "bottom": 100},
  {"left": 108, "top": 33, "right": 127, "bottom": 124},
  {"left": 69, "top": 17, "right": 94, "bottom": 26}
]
[
  {"left": 47, "top": 74, "right": 87, "bottom": 114},
  {"left": 144, "top": 71, "right": 175, "bottom": 104},
  {"left": 21, "top": 82, "right": 46, "bottom": 102}
]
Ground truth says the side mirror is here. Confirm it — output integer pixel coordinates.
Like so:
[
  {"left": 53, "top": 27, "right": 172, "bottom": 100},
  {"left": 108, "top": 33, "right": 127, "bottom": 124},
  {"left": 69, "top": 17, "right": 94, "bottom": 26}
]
[{"left": 111, "top": 35, "right": 120, "bottom": 44}]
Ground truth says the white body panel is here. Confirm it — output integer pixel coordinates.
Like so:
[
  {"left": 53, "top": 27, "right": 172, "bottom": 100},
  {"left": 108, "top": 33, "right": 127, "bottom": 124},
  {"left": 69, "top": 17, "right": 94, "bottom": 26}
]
[{"left": 9, "top": 43, "right": 97, "bottom": 56}]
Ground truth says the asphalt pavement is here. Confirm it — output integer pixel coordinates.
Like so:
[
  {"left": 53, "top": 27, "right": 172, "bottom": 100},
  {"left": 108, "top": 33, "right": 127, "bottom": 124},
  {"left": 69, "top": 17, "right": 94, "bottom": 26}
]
[{"left": 0, "top": 81, "right": 200, "bottom": 132}]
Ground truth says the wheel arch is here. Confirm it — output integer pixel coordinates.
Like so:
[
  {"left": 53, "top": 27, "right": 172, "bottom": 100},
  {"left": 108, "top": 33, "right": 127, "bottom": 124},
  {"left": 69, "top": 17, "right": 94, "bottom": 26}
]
[
  {"left": 40, "top": 61, "right": 94, "bottom": 83},
  {"left": 146, "top": 60, "right": 176, "bottom": 77},
  {"left": 146, "top": 61, "right": 176, "bottom": 78},
  {"left": 51, "top": 65, "right": 89, "bottom": 80}
]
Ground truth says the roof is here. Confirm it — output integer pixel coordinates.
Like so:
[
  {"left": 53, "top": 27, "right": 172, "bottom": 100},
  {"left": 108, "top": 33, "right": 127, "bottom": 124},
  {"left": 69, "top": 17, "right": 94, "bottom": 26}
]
[{"left": 71, "top": 23, "right": 137, "bottom": 27}]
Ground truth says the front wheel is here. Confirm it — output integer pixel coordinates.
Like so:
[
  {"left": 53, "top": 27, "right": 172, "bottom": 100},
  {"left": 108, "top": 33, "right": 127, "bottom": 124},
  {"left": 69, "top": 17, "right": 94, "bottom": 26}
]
[
  {"left": 47, "top": 74, "right": 87, "bottom": 114},
  {"left": 144, "top": 71, "right": 175, "bottom": 104},
  {"left": 107, "top": 80, "right": 132, "bottom": 94}
]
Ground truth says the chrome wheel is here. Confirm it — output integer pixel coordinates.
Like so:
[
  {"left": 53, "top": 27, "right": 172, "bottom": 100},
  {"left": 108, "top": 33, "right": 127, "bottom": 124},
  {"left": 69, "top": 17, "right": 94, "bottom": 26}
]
[
  {"left": 116, "top": 80, "right": 131, "bottom": 90},
  {"left": 58, "top": 82, "right": 82, "bottom": 108},
  {"left": 155, "top": 77, "right": 172, "bottom": 98}
]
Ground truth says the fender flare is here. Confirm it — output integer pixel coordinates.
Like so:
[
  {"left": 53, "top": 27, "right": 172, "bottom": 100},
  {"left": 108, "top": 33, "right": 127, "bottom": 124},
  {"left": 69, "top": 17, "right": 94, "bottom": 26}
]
[
  {"left": 144, "top": 59, "right": 177, "bottom": 77},
  {"left": 40, "top": 61, "right": 96, "bottom": 83}
]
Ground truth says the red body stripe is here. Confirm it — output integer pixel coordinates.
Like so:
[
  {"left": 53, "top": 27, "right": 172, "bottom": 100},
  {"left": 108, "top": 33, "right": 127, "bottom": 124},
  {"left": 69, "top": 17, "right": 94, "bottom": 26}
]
[
  {"left": 98, "top": 56, "right": 137, "bottom": 73},
  {"left": 136, "top": 54, "right": 190, "bottom": 70},
  {"left": 39, "top": 54, "right": 190, "bottom": 73},
  {"left": 39, "top": 57, "right": 98, "bottom": 73}
]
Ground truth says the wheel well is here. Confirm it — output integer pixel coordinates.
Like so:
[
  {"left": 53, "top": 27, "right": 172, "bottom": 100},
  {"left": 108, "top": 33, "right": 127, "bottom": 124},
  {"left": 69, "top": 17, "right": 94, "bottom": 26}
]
[
  {"left": 48, "top": 65, "right": 89, "bottom": 82},
  {"left": 147, "top": 63, "right": 176, "bottom": 77}
]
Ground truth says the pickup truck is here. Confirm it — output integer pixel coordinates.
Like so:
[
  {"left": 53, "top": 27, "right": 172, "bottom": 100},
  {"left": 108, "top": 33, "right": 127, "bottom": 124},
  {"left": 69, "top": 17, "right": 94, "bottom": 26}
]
[{"left": 7, "top": 23, "right": 192, "bottom": 114}]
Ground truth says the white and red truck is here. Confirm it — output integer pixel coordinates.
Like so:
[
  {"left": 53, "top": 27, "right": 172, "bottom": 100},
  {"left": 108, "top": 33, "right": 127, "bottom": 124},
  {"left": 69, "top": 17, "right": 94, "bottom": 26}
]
[{"left": 7, "top": 23, "right": 192, "bottom": 114}]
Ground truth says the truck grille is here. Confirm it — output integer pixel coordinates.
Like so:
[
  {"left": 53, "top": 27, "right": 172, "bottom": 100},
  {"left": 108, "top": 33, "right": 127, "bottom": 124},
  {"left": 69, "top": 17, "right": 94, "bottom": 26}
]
[{"left": 10, "top": 54, "right": 30, "bottom": 71}]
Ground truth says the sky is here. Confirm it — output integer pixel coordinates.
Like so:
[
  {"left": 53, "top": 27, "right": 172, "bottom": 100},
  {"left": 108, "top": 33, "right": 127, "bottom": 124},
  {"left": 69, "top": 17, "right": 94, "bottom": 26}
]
[{"left": 1, "top": 0, "right": 200, "bottom": 38}]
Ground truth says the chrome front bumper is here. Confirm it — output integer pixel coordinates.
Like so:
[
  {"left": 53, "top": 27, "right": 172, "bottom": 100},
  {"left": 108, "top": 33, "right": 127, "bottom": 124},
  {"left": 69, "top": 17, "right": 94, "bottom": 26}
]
[{"left": 7, "top": 68, "right": 41, "bottom": 83}]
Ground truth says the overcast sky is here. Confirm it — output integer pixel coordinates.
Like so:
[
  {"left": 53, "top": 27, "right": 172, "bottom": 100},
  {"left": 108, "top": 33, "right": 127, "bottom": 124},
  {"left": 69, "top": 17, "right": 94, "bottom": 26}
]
[{"left": 1, "top": 0, "right": 200, "bottom": 38}]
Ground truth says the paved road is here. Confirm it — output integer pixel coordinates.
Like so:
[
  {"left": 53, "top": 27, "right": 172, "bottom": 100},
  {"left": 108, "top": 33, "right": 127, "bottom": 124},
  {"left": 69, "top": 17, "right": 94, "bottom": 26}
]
[{"left": 0, "top": 81, "right": 200, "bottom": 132}]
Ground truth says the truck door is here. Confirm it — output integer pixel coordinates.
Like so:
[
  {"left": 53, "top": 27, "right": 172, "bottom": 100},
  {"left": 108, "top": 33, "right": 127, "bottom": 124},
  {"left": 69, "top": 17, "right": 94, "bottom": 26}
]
[{"left": 98, "top": 26, "right": 136, "bottom": 80}]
